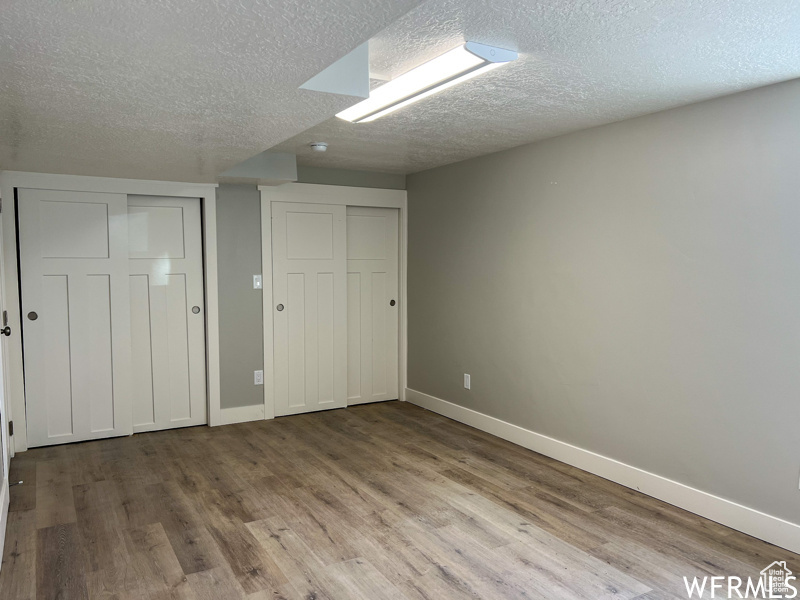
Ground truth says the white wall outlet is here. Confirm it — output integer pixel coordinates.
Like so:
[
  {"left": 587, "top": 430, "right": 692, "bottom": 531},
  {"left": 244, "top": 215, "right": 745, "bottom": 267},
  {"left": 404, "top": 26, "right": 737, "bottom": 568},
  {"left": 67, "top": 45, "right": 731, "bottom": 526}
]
[
  {"left": 464, "top": 373, "right": 471, "bottom": 390},
  {"left": 254, "top": 370, "right": 264, "bottom": 385},
  {"left": 253, "top": 274, "right": 263, "bottom": 290}
]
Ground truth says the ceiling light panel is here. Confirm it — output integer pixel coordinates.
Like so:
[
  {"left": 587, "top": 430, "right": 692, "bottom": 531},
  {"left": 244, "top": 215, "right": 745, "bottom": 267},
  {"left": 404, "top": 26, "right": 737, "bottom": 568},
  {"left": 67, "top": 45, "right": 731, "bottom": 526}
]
[{"left": 336, "top": 42, "right": 517, "bottom": 123}]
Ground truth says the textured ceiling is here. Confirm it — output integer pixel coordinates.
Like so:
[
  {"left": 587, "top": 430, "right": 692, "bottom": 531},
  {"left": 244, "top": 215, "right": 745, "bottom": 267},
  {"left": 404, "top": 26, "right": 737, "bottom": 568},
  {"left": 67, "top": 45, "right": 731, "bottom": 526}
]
[
  {"left": 3, "top": 0, "right": 800, "bottom": 182},
  {"left": 275, "top": 0, "right": 800, "bottom": 174},
  {"left": 0, "top": 0, "right": 422, "bottom": 182}
]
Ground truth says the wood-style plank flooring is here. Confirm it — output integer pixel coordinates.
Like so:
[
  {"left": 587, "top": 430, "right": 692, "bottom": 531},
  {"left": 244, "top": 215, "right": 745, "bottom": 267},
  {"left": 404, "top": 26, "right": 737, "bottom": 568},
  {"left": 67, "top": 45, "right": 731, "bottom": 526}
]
[{"left": 1, "top": 401, "right": 796, "bottom": 599}]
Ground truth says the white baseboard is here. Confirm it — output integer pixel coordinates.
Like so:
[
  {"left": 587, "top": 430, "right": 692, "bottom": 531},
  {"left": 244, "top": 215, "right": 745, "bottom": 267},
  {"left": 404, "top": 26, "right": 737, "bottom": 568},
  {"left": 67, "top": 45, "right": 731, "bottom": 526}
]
[
  {"left": 217, "top": 404, "right": 266, "bottom": 426},
  {"left": 405, "top": 388, "right": 800, "bottom": 554}
]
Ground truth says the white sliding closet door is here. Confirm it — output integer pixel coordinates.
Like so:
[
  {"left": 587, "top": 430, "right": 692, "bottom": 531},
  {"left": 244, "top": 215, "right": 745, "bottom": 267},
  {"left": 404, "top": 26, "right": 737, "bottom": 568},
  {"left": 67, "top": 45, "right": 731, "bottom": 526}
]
[
  {"left": 346, "top": 207, "right": 399, "bottom": 405},
  {"left": 19, "top": 188, "right": 133, "bottom": 447},
  {"left": 128, "top": 196, "right": 207, "bottom": 432},
  {"left": 272, "top": 202, "right": 347, "bottom": 416}
]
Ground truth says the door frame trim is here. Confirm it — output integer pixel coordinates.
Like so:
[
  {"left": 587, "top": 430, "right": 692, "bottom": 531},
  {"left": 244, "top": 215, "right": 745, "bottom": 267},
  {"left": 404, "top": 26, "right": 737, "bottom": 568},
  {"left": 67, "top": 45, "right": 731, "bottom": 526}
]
[
  {"left": 259, "top": 183, "right": 408, "bottom": 422},
  {"left": 0, "top": 171, "right": 222, "bottom": 450}
]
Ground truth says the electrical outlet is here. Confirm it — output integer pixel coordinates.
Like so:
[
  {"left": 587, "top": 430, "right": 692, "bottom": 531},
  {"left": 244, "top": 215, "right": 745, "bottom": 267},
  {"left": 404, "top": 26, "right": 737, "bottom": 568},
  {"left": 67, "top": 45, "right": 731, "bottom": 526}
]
[
  {"left": 254, "top": 370, "right": 264, "bottom": 385},
  {"left": 253, "top": 274, "right": 263, "bottom": 290},
  {"left": 464, "top": 374, "right": 471, "bottom": 390}
]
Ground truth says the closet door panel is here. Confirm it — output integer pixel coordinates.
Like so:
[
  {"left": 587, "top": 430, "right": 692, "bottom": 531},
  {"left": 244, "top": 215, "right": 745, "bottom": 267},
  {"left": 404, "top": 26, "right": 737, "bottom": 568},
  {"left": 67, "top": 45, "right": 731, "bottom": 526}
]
[
  {"left": 346, "top": 207, "right": 399, "bottom": 405},
  {"left": 272, "top": 202, "right": 347, "bottom": 416},
  {"left": 128, "top": 196, "right": 207, "bottom": 433},
  {"left": 19, "top": 188, "right": 133, "bottom": 446}
]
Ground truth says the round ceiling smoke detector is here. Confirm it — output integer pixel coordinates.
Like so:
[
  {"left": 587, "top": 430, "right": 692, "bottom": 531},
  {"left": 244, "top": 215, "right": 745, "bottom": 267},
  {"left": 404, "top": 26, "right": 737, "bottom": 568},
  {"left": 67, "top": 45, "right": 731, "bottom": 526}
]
[{"left": 309, "top": 142, "right": 328, "bottom": 152}]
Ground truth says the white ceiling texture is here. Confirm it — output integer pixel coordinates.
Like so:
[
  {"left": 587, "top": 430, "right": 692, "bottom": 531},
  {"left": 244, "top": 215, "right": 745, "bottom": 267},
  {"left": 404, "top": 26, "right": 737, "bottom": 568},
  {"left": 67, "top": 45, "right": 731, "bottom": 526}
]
[
  {"left": 0, "top": 0, "right": 422, "bottom": 182},
  {"left": 277, "top": 0, "right": 800, "bottom": 174},
  {"left": 2, "top": 0, "right": 800, "bottom": 181}
]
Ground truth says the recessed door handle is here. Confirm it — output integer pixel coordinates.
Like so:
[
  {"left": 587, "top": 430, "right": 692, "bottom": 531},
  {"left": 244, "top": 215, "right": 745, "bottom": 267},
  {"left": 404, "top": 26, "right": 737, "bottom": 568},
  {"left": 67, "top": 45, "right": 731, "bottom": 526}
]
[
  {"left": 0, "top": 326, "right": 10, "bottom": 336},
  {"left": 27, "top": 311, "right": 38, "bottom": 321},
  {"left": 390, "top": 299, "right": 396, "bottom": 307},
  {"left": 276, "top": 304, "right": 284, "bottom": 312},
  {"left": 192, "top": 306, "right": 201, "bottom": 314}
]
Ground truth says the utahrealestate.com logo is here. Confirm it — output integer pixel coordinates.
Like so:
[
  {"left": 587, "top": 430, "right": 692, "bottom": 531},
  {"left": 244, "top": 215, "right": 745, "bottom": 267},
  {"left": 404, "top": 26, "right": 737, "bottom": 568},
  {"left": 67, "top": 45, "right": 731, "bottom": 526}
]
[{"left": 684, "top": 562, "right": 797, "bottom": 598}]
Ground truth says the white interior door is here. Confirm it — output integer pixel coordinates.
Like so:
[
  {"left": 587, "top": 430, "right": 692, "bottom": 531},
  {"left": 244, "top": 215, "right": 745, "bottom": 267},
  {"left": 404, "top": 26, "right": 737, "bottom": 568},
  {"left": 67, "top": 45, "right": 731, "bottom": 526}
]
[
  {"left": 272, "top": 202, "right": 347, "bottom": 416},
  {"left": 346, "top": 207, "right": 399, "bottom": 405},
  {"left": 19, "top": 188, "right": 132, "bottom": 447},
  {"left": 0, "top": 211, "right": 10, "bottom": 561},
  {"left": 128, "top": 196, "right": 207, "bottom": 432}
]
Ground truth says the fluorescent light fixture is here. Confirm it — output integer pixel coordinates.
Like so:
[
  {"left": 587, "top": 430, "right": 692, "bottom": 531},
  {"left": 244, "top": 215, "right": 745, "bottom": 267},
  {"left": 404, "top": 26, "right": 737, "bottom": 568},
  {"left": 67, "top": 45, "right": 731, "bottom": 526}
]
[{"left": 336, "top": 42, "right": 517, "bottom": 123}]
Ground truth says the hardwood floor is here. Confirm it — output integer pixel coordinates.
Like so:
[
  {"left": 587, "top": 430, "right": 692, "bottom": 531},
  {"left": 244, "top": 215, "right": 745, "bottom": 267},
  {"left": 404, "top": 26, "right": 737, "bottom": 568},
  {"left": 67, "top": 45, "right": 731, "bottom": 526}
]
[{"left": 1, "top": 401, "right": 796, "bottom": 599}]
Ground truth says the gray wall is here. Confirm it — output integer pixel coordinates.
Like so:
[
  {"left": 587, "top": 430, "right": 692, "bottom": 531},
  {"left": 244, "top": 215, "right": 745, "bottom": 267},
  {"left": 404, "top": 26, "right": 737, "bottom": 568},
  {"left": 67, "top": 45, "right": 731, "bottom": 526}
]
[
  {"left": 216, "top": 184, "right": 264, "bottom": 409},
  {"left": 297, "top": 165, "right": 406, "bottom": 190},
  {"left": 406, "top": 78, "right": 800, "bottom": 524}
]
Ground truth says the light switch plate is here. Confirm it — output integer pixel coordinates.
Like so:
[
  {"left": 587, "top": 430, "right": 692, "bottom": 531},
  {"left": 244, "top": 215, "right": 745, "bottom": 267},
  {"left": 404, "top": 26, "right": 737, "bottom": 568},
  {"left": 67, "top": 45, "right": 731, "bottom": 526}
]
[
  {"left": 254, "top": 370, "right": 264, "bottom": 385},
  {"left": 253, "top": 275, "right": 263, "bottom": 290},
  {"left": 464, "top": 374, "right": 471, "bottom": 390}
]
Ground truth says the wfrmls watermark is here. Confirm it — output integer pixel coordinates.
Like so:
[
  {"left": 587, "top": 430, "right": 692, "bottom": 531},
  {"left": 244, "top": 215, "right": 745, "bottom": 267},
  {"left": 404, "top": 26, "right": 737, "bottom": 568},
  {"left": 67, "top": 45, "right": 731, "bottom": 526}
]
[{"left": 683, "top": 561, "right": 796, "bottom": 598}]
